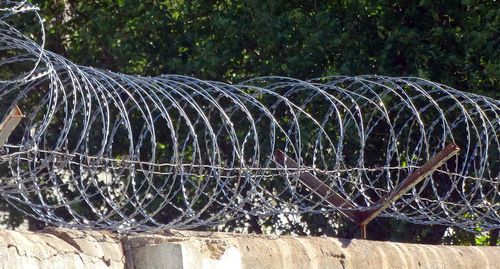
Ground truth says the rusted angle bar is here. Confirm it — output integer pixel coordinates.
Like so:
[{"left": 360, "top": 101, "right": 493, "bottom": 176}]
[
  {"left": 274, "top": 150, "right": 360, "bottom": 223},
  {"left": 0, "top": 105, "right": 24, "bottom": 148},
  {"left": 357, "top": 143, "right": 460, "bottom": 226}
]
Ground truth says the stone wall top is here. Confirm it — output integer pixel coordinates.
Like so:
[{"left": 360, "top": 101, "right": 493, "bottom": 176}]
[{"left": 1, "top": 228, "right": 499, "bottom": 269}]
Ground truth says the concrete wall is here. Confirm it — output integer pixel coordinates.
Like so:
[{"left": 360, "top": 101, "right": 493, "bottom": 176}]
[
  {"left": 1, "top": 228, "right": 499, "bottom": 269},
  {"left": 0, "top": 228, "right": 124, "bottom": 269}
]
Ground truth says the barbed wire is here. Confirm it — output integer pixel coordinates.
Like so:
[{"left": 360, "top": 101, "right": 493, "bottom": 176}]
[{"left": 0, "top": 1, "right": 498, "bottom": 232}]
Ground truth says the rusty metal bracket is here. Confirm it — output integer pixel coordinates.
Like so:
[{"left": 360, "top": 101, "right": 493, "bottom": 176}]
[
  {"left": 355, "top": 144, "right": 460, "bottom": 234},
  {"left": 275, "top": 143, "right": 460, "bottom": 239},
  {"left": 0, "top": 105, "right": 24, "bottom": 149},
  {"left": 274, "top": 150, "right": 360, "bottom": 223}
]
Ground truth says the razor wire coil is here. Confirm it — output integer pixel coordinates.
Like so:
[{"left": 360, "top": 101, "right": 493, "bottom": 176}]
[{"left": 0, "top": 1, "right": 498, "bottom": 232}]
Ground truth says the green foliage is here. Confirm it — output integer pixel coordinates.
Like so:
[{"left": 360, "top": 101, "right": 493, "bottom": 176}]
[{"left": 37, "top": 0, "right": 498, "bottom": 98}]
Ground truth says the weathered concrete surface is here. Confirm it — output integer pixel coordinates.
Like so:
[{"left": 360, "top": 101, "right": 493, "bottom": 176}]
[
  {"left": 0, "top": 228, "right": 125, "bottom": 269},
  {"left": 127, "top": 230, "right": 500, "bottom": 269},
  {"left": 1, "top": 228, "right": 499, "bottom": 269}
]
